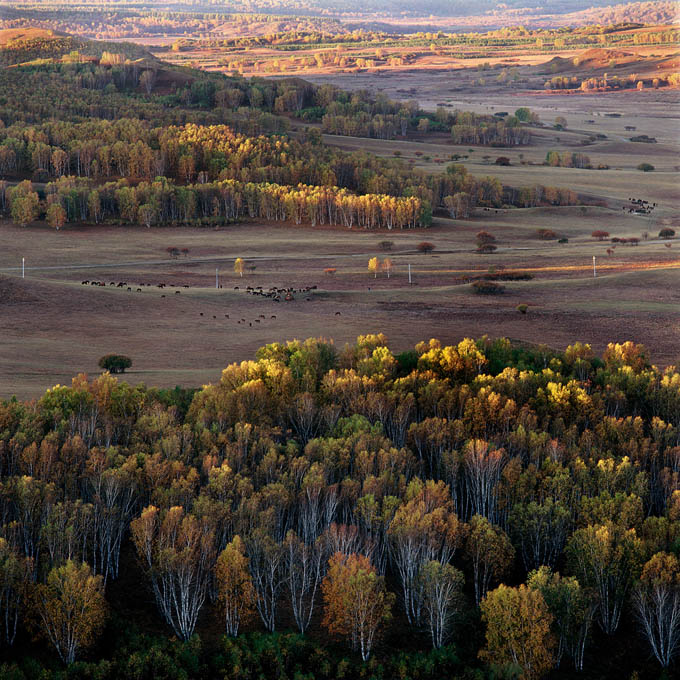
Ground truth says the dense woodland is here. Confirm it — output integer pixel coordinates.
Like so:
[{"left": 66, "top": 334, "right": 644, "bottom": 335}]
[
  {"left": 0, "top": 47, "right": 580, "bottom": 231},
  {"left": 0, "top": 336, "right": 678, "bottom": 679}
]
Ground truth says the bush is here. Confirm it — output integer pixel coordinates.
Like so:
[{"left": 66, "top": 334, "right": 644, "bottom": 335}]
[
  {"left": 98, "top": 354, "right": 132, "bottom": 374},
  {"left": 476, "top": 244, "right": 497, "bottom": 254},
  {"left": 476, "top": 231, "right": 496, "bottom": 244},
  {"left": 637, "top": 163, "right": 655, "bottom": 172},
  {"left": 537, "top": 229, "right": 557, "bottom": 240},
  {"left": 558, "top": 237, "right": 568, "bottom": 244},
  {"left": 417, "top": 242, "right": 435, "bottom": 254},
  {"left": 379, "top": 240, "right": 394, "bottom": 251},
  {"left": 659, "top": 228, "right": 675, "bottom": 239},
  {"left": 591, "top": 230, "right": 609, "bottom": 240},
  {"left": 495, "top": 157, "right": 511, "bottom": 166},
  {"left": 517, "top": 304, "right": 528, "bottom": 314},
  {"left": 472, "top": 280, "right": 505, "bottom": 295}
]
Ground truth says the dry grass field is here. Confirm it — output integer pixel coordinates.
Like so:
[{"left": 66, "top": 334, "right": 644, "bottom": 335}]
[{"left": 1, "top": 199, "right": 678, "bottom": 398}]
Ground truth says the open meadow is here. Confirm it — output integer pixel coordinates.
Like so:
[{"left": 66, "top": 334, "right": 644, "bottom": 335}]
[{"left": 2, "top": 197, "right": 678, "bottom": 398}]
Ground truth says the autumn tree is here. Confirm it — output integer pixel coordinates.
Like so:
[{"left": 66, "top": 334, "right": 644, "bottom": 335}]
[
  {"left": 465, "top": 514, "right": 514, "bottom": 605},
  {"left": 480, "top": 583, "right": 555, "bottom": 680},
  {"left": 9, "top": 180, "right": 40, "bottom": 227},
  {"left": 283, "top": 530, "right": 325, "bottom": 634},
  {"left": 131, "top": 505, "right": 216, "bottom": 641},
  {"left": 234, "top": 257, "right": 245, "bottom": 278},
  {"left": 388, "top": 479, "right": 464, "bottom": 625},
  {"left": 322, "top": 552, "right": 394, "bottom": 661},
  {"left": 633, "top": 552, "right": 680, "bottom": 667},
  {"left": 420, "top": 560, "right": 465, "bottom": 648},
  {"left": 368, "top": 256, "right": 379, "bottom": 279},
  {"left": 527, "top": 566, "right": 595, "bottom": 671},
  {"left": 33, "top": 561, "right": 107, "bottom": 664},
  {"left": 567, "top": 522, "right": 644, "bottom": 634},
  {"left": 245, "top": 529, "right": 283, "bottom": 632},
  {"left": 0, "top": 539, "right": 33, "bottom": 646},
  {"left": 382, "top": 257, "right": 393, "bottom": 278},
  {"left": 215, "top": 535, "right": 256, "bottom": 637},
  {"left": 46, "top": 203, "right": 66, "bottom": 231}
]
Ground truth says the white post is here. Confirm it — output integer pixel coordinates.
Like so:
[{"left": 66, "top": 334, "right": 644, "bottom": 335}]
[
  {"left": 593, "top": 256, "right": 596, "bottom": 278},
  {"left": 22, "top": 257, "right": 24, "bottom": 279},
  {"left": 216, "top": 267, "right": 219, "bottom": 289},
  {"left": 408, "top": 263, "right": 412, "bottom": 285}
]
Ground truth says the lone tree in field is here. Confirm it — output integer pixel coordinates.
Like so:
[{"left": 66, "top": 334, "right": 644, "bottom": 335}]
[
  {"left": 234, "top": 257, "right": 245, "bottom": 277},
  {"left": 591, "top": 230, "right": 610, "bottom": 241},
  {"left": 98, "top": 355, "right": 132, "bottom": 374},
  {"left": 417, "top": 242, "right": 435, "bottom": 254},
  {"left": 659, "top": 228, "right": 675, "bottom": 239},
  {"left": 368, "top": 257, "right": 379, "bottom": 278},
  {"left": 382, "top": 258, "right": 393, "bottom": 278}
]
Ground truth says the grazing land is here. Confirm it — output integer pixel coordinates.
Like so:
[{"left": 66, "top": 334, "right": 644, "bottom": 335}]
[{"left": 2, "top": 201, "right": 678, "bottom": 398}]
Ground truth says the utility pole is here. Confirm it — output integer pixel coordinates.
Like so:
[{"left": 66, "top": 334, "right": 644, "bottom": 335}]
[
  {"left": 22, "top": 257, "right": 24, "bottom": 279},
  {"left": 593, "top": 256, "right": 596, "bottom": 278},
  {"left": 216, "top": 267, "right": 219, "bottom": 289},
  {"left": 408, "top": 263, "right": 412, "bottom": 285}
]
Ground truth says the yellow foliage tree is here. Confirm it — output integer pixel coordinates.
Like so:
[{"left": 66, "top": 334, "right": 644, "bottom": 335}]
[
  {"left": 33, "top": 560, "right": 107, "bottom": 664},
  {"left": 480, "top": 583, "right": 555, "bottom": 680},
  {"left": 216, "top": 535, "right": 256, "bottom": 637},
  {"left": 368, "top": 257, "right": 379, "bottom": 279},
  {"left": 234, "top": 257, "right": 245, "bottom": 277}
]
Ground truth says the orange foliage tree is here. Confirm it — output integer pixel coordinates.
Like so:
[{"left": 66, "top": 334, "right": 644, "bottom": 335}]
[{"left": 321, "top": 552, "right": 394, "bottom": 660}]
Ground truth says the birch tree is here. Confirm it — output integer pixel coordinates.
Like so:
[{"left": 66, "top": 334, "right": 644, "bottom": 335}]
[
  {"left": 634, "top": 552, "right": 680, "bottom": 667},
  {"left": 131, "top": 505, "right": 215, "bottom": 641}
]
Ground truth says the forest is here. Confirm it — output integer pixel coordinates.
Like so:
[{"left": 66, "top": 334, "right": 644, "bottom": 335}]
[
  {"left": 0, "top": 335, "right": 678, "bottom": 679},
  {"left": 0, "top": 48, "right": 580, "bottom": 232}
]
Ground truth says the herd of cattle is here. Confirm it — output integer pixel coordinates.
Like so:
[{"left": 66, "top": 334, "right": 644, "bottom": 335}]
[{"left": 77, "top": 280, "right": 342, "bottom": 324}]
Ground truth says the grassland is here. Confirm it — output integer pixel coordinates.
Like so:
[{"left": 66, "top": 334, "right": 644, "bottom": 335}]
[{"left": 2, "top": 198, "right": 678, "bottom": 399}]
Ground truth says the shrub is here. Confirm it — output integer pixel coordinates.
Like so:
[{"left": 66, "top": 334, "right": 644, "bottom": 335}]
[
  {"left": 495, "top": 157, "right": 511, "bottom": 166},
  {"left": 472, "top": 280, "right": 505, "bottom": 295},
  {"left": 659, "top": 228, "right": 675, "bottom": 239},
  {"left": 98, "top": 354, "right": 132, "bottom": 374},
  {"left": 324, "top": 268, "right": 337, "bottom": 275},
  {"left": 517, "top": 304, "right": 528, "bottom": 314},
  {"left": 537, "top": 229, "right": 557, "bottom": 240},
  {"left": 591, "top": 230, "right": 609, "bottom": 240},
  {"left": 476, "top": 231, "right": 496, "bottom": 244},
  {"left": 558, "top": 237, "right": 568, "bottom": 243},
  {"left": 637, "top": 163, "right": 655, "bottom": 172},
  {"left": 417, "top": 242, "right": 435, "bottom": 254},
  {"left": 379, "top": 240, "right": 394, "bottom": 251},
  {"left": 476, "top": 244, "right": 497, "bottom": 254}
]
